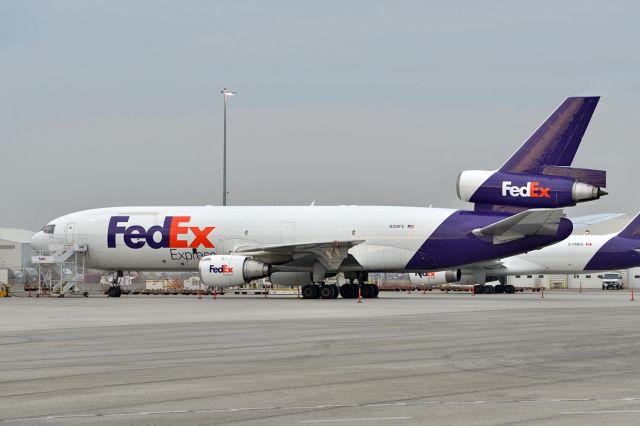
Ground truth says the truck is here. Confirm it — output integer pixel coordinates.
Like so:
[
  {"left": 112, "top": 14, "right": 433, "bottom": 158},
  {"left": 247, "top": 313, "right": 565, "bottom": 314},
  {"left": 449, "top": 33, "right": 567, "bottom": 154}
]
[{"left": 602, "top": 272, "right": 623, "bottom": 290}]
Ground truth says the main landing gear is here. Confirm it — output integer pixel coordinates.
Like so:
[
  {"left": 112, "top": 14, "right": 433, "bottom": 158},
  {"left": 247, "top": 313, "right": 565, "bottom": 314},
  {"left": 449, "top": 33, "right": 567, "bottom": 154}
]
[
  {"left": 301, "top": 282, "right": 379, "bottom": 300},
  {"left": 473, "top": 284, "right": 515, "bottom": 294}
]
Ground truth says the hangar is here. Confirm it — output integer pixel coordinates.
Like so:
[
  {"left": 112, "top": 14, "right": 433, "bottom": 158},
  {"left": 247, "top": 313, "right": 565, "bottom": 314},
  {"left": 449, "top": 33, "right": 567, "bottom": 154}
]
[{"left": 0, "top": 228, "right": 37, "bottom": 289}]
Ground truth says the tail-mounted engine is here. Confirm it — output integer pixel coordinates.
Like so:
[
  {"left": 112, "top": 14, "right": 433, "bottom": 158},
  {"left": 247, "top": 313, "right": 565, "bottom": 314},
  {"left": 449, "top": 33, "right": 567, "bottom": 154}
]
[{"left": 457, "top": 169, "right": 607, "bottom": 209}]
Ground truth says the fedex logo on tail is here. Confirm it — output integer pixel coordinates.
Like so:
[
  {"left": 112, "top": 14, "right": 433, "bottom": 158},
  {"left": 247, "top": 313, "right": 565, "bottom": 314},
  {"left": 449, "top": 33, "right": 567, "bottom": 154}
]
[
  {"left": 501, "top": 181, "right": 551, "bottom": 198},
  {"left": 108, "top": 216, "right": 215, "bottom": 249}
]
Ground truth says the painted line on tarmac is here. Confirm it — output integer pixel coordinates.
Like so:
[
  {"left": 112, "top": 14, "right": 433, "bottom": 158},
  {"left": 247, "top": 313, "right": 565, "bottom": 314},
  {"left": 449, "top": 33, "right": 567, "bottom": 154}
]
[
  {"left": 563, "top": 410, "right": 640, "bottom": 415},
  {"left": 299, "top": 417, "right": 411, "bottom": 423},
  {"left": 4, "top": 397, "right": 640, "bottom": 423}
]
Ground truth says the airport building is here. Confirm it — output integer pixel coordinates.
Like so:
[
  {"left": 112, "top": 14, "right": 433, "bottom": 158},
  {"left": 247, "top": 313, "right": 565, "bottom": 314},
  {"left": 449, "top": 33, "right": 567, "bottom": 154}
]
[
  {"left": 0, "top": 228, "right": 37, "bottom": 288},
  {"left": 0, "top": 228, "right": 34, "bottom": 268},
  {"left": 507, "top": 268, "right": 640, "bottom": 289}
]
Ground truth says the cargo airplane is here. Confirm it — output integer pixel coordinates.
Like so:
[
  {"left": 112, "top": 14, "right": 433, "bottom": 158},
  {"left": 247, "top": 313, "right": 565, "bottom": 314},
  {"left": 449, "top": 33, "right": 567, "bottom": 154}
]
[{"left": 31, "top": 97, "right": 606, "bottom": 298}]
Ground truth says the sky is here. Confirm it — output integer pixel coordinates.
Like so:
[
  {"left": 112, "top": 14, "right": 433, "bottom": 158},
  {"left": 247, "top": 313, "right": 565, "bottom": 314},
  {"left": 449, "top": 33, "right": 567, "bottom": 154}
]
[{"left": 1, "top": 0, "right": 639, "bottom": 230}]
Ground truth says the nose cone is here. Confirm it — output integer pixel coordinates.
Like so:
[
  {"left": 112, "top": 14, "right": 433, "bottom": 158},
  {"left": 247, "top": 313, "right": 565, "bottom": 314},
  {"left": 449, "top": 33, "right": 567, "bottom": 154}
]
[{"left": 30, "top": 231, "right": 48, "bottom": 250}]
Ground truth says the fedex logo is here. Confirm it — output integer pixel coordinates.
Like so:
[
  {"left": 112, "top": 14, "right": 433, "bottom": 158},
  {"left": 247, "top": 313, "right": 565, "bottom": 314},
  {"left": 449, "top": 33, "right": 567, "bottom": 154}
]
[
  {"left": 416, "top": 272, "right": 436, "bottom": 278},
  {"left": 501, "top": 181, "right": 551, "bottom": 198},
  {"left": 108, "top": 216, "right": 215, "bottom": 249},
  {"left": 209, "top": 265, "right": 234, "bottom": 273}
]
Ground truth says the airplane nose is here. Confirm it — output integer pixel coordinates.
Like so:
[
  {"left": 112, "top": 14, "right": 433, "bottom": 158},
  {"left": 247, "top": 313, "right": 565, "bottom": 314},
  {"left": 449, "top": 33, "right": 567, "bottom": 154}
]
[{"left": 30, "top": 231, "right": 47, "bottom": 250}]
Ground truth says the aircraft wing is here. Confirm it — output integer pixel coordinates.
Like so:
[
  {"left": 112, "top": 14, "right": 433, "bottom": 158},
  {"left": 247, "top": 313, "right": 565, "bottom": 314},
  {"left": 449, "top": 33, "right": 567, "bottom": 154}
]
[
  {"left": 234, "top": 240, "right": 364, "bottom": 270},
  {"left": 472, "top": 208, "right": 565, "bottom": 244}
]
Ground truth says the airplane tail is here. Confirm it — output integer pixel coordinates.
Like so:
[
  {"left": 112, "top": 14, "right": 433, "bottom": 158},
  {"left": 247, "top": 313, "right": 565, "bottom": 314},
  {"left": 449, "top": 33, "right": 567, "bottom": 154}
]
[
  {"left": 458, "top": 96, "right": 607, "bottom": 213},
  {"left": 617, "top": 212, "right": 640, "bottom": 239},
  {"left": 500, "top": 97, "right": 600, "bottom": 174}
]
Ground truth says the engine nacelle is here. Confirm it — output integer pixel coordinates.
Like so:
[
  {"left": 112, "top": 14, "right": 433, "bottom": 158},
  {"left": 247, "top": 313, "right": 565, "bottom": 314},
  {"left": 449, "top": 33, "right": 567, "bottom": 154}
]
[
  {"left": 456, "top": 170, "right": 606, "bottom": 208},
  {"left": 409, "top": 270, "right": 461, "bottom": 285},
  {"left": 199, "top": 255, "right": 271, "bottom": 287},
  {"left": 409, "top": 271, "right": 480, "bottom": 286}
]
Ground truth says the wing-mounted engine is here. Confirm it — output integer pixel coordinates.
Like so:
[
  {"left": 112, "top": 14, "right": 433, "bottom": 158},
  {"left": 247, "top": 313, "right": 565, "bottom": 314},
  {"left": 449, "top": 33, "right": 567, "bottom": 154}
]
[
  {"left": 410, "top": 270, "right": 461, "bottom": 285},
  {"left": 199, "top": 255, "right": 271, "bottom": 287},
  {"left": 457, "top": 169, "right": 607, "bottom": 210}
]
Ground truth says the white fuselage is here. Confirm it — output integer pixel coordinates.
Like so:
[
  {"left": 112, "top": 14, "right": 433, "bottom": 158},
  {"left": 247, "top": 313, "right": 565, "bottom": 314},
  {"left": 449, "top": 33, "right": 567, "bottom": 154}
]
[
  {"left": 31, "top": 205, "right": 455, "bottom": 272},
  {"left": 497, "top": 234, "right": 612, "bottom": 275}
]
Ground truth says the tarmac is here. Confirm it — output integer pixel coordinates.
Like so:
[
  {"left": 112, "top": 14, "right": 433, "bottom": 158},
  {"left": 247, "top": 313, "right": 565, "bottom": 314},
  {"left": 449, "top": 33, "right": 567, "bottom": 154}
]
[{"left": 1, "top": 291, "right": 640, "bottom": 425}]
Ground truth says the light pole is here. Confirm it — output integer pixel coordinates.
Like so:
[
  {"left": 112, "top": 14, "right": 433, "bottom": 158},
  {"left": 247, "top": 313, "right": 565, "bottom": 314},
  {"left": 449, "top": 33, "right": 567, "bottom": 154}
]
[{"left": 221, "top": 88, "right": 236, "bottom": 206}]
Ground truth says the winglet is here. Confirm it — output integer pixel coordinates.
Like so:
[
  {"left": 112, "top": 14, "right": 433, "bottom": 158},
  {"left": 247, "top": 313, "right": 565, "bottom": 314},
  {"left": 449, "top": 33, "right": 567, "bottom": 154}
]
[{"left": 500, "top": 97, "right": 600, "bottom": 174}]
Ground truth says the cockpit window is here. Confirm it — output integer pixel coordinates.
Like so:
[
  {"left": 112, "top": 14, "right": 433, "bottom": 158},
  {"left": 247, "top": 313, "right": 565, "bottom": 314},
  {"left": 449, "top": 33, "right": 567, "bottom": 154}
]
[{"left": 42, "top": 224, "right": 56, "bottom": 234}]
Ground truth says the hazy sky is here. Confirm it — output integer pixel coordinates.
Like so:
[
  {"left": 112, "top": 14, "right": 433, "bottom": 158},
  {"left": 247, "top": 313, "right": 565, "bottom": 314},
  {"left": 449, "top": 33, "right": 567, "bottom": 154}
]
[{"left": 1, "top": 1, "right": 639, "bottom": 230}]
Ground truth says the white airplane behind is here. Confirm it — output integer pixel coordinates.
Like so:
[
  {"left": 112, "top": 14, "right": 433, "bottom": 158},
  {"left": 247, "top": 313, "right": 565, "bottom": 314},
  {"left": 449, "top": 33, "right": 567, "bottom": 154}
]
[{"left": 410, "top": 212, "right": 640, "bottom": 293}]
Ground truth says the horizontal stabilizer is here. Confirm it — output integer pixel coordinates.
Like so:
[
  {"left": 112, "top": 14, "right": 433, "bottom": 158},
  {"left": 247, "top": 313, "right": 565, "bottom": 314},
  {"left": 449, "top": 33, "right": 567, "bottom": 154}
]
[
  {"left": 472, "top": 208, "right": 565, "bottom": 244},
  {"left": 541, "top": 166, "right": 606, "bottom": 188},
  {"left": 500, "top": 97, "right": 599, "bottom": 174}
]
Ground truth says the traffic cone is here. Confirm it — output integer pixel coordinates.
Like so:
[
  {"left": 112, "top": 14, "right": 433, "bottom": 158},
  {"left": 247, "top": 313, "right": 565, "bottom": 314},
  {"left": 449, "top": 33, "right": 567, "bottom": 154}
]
[{"left": 357, "top": 286, "right": 362, "bottom": 303}]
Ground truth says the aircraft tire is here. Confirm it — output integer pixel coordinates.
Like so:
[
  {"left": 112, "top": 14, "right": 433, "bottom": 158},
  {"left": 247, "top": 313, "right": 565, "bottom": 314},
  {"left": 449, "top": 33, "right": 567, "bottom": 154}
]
[
  {"left": 483, "top": 285, "right": 494, "bottom": 294},
  {"left": 504, "top": 284, "right": 515, "bottom": 294},
  {"left": 494, "top": 284, "right": 504, "bottom": 294},
  {"left": 372, "top": 284, "right": 379, "bottom": 298},
  {"left": 361, "top": 284, "right": 375, "bottom": 298},
  {"left": 301, "top": 284, "right": 319, "bottom": 299},
  {"left": 473, "top": 284, "right": 483, "bottom": 294},
  {"left": 339, "top": 283, "right": 355, "bottom": 299},
  {"left": 319, "top": 284, "right": 335, "bottom": 299}
]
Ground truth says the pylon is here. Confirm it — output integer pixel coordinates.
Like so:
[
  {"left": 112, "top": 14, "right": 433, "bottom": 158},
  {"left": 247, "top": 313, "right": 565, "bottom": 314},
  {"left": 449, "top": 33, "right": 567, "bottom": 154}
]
[
  {"left": 357, "top": 286, "right": 362, "bottom": 303},
  {"left": 213, "top": 287, "right": 217, "bottom": 300},
  {"left": 631, "top": 287, "right": 635, "bottom": 302}
]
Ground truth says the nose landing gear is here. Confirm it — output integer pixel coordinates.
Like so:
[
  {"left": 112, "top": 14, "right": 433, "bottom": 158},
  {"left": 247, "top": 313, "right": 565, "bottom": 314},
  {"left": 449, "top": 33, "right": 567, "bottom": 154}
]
[{"left": 107, "top": 271, "right": 123, "bottom": 298}]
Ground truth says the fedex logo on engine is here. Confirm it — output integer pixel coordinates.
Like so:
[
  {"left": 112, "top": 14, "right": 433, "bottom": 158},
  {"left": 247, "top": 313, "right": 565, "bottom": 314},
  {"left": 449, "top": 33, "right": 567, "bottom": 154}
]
[
  {"left": 501, "top": 181, "right": 551, "bottom": 198},
  {"left": 107, "top": 216, "right": 215, "bottom": 249},
  {"left": 209, "top": 265, "right": 233, "bottom": 273}
]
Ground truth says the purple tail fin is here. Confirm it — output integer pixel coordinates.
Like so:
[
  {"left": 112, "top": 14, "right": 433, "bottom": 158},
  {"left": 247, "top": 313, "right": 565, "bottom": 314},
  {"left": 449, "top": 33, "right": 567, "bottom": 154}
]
[
  {"left": 500, "top": 97, "right": 600, "bottom": 174},
  {"left": 618, "top": 212, "right": 640, "bottom": 239}
]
